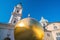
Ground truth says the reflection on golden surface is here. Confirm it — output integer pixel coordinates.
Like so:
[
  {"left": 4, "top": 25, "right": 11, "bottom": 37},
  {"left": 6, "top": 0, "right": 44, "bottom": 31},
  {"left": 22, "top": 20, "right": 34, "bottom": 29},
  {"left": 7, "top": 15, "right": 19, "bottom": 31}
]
[{"left": 14, "top": 18, "right": 44, "bottom": 40}]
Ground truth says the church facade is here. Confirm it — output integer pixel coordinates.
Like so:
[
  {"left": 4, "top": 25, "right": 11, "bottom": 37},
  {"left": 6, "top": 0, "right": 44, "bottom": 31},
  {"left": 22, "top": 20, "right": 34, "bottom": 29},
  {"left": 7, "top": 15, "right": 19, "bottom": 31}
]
[{"left": 0, "top": 4, "right": 22, "bottom": 40}]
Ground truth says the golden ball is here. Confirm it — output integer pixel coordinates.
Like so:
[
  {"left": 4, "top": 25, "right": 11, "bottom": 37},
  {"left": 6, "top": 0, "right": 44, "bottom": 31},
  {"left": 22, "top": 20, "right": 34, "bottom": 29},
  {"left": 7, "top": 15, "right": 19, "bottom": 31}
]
[{"left": 14, "top": 18, "right": 44, "bottom": 40}]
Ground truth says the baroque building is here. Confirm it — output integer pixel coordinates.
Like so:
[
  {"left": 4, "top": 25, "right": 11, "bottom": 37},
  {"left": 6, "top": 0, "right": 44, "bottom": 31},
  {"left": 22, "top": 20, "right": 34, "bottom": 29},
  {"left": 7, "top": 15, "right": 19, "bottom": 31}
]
[
  {"left": 0, "top": 4, "right": 22, "bottom": 40},
  {"left": 40, "top": 17, "right": 60, "bottom": 40},
  {"left": 9, "top": 4, "right": 22, "bottom": 25},
  {"left": 44, "top": 22, "right": 60, "bottom": 40}
]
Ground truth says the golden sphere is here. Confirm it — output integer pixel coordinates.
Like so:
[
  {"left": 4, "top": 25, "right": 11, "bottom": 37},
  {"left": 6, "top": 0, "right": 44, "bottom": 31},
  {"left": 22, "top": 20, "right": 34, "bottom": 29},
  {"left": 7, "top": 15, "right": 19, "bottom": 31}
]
[{"left": 14, "top": 18, "right": 44, "bottom": 40}]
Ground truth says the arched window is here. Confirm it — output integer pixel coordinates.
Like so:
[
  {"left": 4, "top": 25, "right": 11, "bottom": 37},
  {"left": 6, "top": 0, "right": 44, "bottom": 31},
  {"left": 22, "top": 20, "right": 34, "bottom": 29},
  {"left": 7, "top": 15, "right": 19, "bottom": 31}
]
[
  {"left": 4, "top": 37, "right": 11, "bottom": 40},
  {"left": 4, "top": 34, "right": 11, "bottom": 40}
]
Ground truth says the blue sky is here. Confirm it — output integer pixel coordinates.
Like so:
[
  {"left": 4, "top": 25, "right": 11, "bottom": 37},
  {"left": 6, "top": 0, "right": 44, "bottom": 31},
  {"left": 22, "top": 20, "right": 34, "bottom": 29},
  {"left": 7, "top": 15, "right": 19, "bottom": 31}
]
[{"left": 0, "top": 0, "right": 60, "bottom": 23}]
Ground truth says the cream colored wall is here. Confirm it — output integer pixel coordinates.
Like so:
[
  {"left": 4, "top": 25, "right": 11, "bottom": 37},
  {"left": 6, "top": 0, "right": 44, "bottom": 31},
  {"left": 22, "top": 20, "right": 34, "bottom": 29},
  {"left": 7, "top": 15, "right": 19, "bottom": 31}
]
[
  {"left": 44, "top": 31, "right": 54, "bottom": 40},
  {"left": 46, "top": 23, "right": 60, "bottom": 31},
  {"left": 45, "top": 23, "right": 60, "bottom": 40},
  {"left": 51, "top": 30, "right": 60, "bottom": 40}
]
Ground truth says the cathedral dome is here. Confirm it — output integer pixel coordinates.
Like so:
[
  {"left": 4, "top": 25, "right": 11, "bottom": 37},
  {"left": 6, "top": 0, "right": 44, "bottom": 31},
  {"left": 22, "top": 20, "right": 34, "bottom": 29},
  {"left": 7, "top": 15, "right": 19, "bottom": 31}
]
[{"left": 14, "top": 18, "right": 44, "bottom": 40}]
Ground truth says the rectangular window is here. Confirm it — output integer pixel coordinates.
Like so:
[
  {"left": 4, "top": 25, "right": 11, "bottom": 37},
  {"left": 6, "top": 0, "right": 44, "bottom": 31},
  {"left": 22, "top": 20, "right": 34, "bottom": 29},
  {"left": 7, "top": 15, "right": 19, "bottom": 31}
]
[
  {"left": 56, "top": 37, "right": 60, "bottom": 40},
  {"left": 56, "top": 33, "right": 60, "bottom": 40}
]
